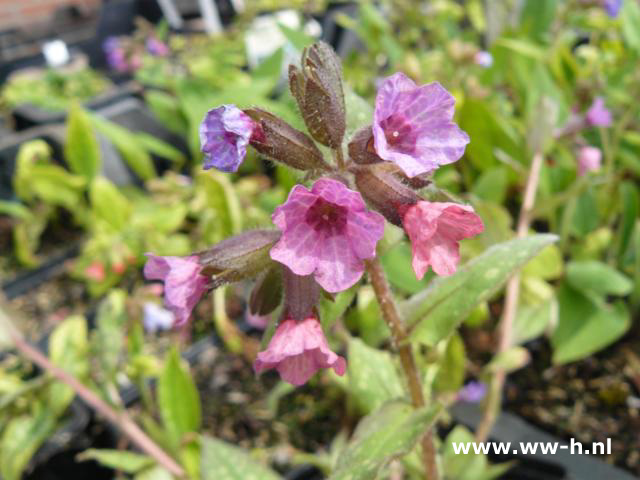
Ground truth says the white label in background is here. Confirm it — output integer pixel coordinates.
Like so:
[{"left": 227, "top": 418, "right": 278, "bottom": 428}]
[
  {"left": 244, "top": 10, "right": 322, "bottom": 70},
  {"left": 42, "top": 39, "right": 70, "bottom": 68}
]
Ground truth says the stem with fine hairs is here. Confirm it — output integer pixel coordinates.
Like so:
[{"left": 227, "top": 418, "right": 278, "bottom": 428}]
[
  {"left": 365, "top": 258, "right": 439, "bottom": 480},
  {"left": 475, "top": 151, "right": 544, "bottom": 442},
  {"left": 0, "top": 308, "right": 185, "bottom": 478}
]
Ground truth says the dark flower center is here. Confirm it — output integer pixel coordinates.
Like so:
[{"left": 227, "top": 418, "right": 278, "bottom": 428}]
[
  {"left": 305, "top": 197, "right": 348, "bottom": 235},
  {"left": 380, "top": 114, "right": 417, "bottom": 153}
]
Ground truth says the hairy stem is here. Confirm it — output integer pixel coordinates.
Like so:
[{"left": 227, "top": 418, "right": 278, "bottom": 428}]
[
  {"left": 0, "top": 308, "right": 185, "bottom": 478},
  {"left": 365, "top": 258, "right": 439, "bottom": 480},
  {"left": 476, "top": 151, "right": 544, "bottom": 442}
]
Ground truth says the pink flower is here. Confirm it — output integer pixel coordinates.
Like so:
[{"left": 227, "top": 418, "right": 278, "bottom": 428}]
[
  {"left": 372, "top": 72, "right": 469, "bottom": 178},
  {"left": 578, "top": 146, "right": 602, "bottom": 176},
  {"left": 200, "top": 105, "right": 262, "bottom": 172},
  {"left": 85, "top": 262, "right": 106, "bottom": 281},
  {"left": 586, "top": 97, "right": 612, "bottom": 127},
  {"left": 270, "top": 178, "right": 385, "bottom": 292},
  {"left": 402, "top": 201, "right": 484, "bottom": 278},
  {"left": 143, "top": 254, "right": 209, "bottom": 326},
  {"left": 254, "top": 317, "right": 346, "bottom": 386}
]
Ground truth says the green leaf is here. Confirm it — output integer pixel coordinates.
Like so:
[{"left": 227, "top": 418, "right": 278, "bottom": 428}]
[
  {"left": 65, "top": 103, "right": 101, "bottom": 181},
  {"left": 0, "top": 411, "right": 57, "bottom": 480},
  {"left": 158, "top": 347, "right": 201, "bottom": 448},
  {"left": 404, "top": 234, "right": 558, "bottom": 346},
  {"left": 252, "top": 47, "right": 285, "bottom": 79},
  {"left": 494, "top": 38, "right": 546, "bottom": 60},
  {"left": 347, "top": 338, "right": 404, "bottom": 413},
  {"left": 621, "top": 0, "right": 640, "bottom": 53},
  {"left": 0, "top": 200, "right": 32, "bottom": 220},
  {"left": 566, "top": 261, "right": 633, "bottom": 297},
  {"left": 135, "top": 131, "right": 185, "bottom": 165},
  {"left": 318, "top": 286, "right": 357, "bottom": 330},
  {"left": 14, "top": 139, "right": 53, "bottom": 201},
  {"left": 380, "top": 242, "right": 429, "bottom": 294},
  {"left": 196, "top": 170, "right": 242, "bottom": 241},
  {"left": 135, "top": 466, "right": 173, "bottom": 480},
  {"left": 513, "top": 298, "right": 556, "bottom": 345},
  {"left": 48, "top": 315, "right": 89, "bottom": 415},
  {"left": 77, "top": 449, "right": 154, "bottom": 473},
  {"left": 90, "top": 115, "right": 157, "bottom": 180},
  {"left": 458, "top": 99, "right": 523, "bottom": 171},
  {"left": 552, "top": 285, "right": 631, "bottom": 364},
  {"left": 89, "top": 177, "right": 132, "bottom": 230},
  {"left": 345, "top": 87, "right": 374, "bottom": 137},
  {"left": 485, "top": 346, "right": 530, "bottom": 374},
  {"left": 278, "top": 23, "right": 314, "bottom": 50},
  {"left": 91, "top": 290, "right": 127, "bottom": 383},
  {"left": 617, "top": 181, "right": 639, "bottom": 260},
  {"left": 443, "top": 426, "right": 513, "bottom": 480},
  {"left": 433, "top": 333, "right": 466, "bottom": 393},
  {"left": 345, "top": 287, "right": 389, "bottom": 347},
  {"left": 521, "top": 244, "right": 563, "bottom": 280},
  {"left": 472, "top": 167, "right": 508, "bottom": 204},
  {"left": 330, "top": 401, "right": 441, "bottom": 480},
  {"left": 201, "top": 436, "right": 281, "bottom": 480},
  {"left": 144, "top": 90, "right": 188, "bottom": 135}
]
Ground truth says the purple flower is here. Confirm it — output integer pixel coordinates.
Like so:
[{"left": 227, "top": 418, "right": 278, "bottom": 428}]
[
  {"left": 199, "top": 105, "right": 262, "bottom": 172},
  {"left": 254, "top": 316, "right": 346, "bottom": 386},
  {"left": 603, "top": 0, "right": 622, "bottom": 17},
  {"left": 246, "top": 310, "right": 270, "bottom": 330},
  {"left": 474, "top": 51, "right": 493, "bottom": 68},
  {"left": 458, "top": 381, "right": 487, "bottom": 403},
  {"left": 143, "top": 254, "right": 209, "bottom": 326},
  {"left": 402, "top": 201, "right": 484, "bottom": 278},
  {"left": 146, "top": 37, "right": 170, "bottom": 56},
  {"left": 372, "top": 72, "right": 470, "bottom": 178},
  {"left": 586, "top": 97, "right": 612, "bottom": 127},
  {"left": 578, "top": 146, "right": 602, "bottom": 175},
  {"left": 103, "top": 37, "right": 128, "bottom": 72},
  {"left": 270, "top": 178, "right": 385, "bottom": 293},
  {"left": 143, "top": 302, "right": 175, "bottom": 332}
]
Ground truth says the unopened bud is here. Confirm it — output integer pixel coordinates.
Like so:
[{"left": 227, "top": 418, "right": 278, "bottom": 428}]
[
  {"left": 249, "top": 266, "right": 283, "bottom": 316},
  {"left": 244, "top": 108, "right": 329, "bottom": 171},
  {"left": 198, "top": 230, "right": 281, "bottom": 287},
  {"left": 348, "top": 126, "right": 383, "bottom": 165},
  {"left": 282, "top": 266, "right": 320, "bottom": 321},
  {"left": 289, "top": 42, "right": 346, "bottom": 148},
  {"left": 354, "top": 168, "right": 420, "bottom": 226}
]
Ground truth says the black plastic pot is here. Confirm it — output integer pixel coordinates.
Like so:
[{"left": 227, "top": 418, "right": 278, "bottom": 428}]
[
  {"left": 0, "top": 125, "right": 66, "bottom": 201},
  {"left": 451, "top": 402, "right": 637, "bottom": 480},
  {"left": 10, "top": 81, "right": 140, "bottom": 131},
  {"left": 285, "top": 465, "right": 324, "bottom": 480}
]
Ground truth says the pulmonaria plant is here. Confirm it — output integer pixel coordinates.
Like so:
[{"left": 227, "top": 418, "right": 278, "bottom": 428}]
[{"left": 144, "top": 42, "right": 483, "bottom": 389}]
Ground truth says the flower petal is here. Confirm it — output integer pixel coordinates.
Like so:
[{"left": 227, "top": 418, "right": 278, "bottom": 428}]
[
  {"left": 314, "top": 232, "right": 364, "bottom": 292},
  {"left": 346, "top": 209, "right": 385, "bottom": 260}
]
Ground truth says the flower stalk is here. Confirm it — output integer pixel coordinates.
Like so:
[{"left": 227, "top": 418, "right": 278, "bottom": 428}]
[
  {"left": 475, "top": 151, "right": 544, "bottom": 443},
  {"left": 365, "top": 257, "right": 439, "bottom": 480},
  {"left": 0, "top": 306, "right": 185, "bottom": 478}
]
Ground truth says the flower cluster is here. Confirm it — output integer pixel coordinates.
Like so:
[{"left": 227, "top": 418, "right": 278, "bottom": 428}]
[
  {"left": 145, "top": 43, "right": 484, "bottom": 386},
  {"left": 103, "top": 34, "right": 170, "bottom": 73}
]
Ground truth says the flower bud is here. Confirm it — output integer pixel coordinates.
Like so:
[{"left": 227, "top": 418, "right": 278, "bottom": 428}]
[
  {"left": 348, "top": 126, "right": 383, "bottom": 165},
  {"left": 289, "top": 41, "right": 346, "bottom": 148},
  {"left": 354, "top": 168, "right": 420, "bottom": 226},
  {"left": 249, "top": 266, "right": 283, "bottom": 316},
  {"left": 198, "top": 230, "right": 281, "bottom": 287},
  {"left": 282, "top": 266, "right": 320, "bottom": 321},
  {"left": 244, "top": 108, "right": 329, "bottom": 171}
]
